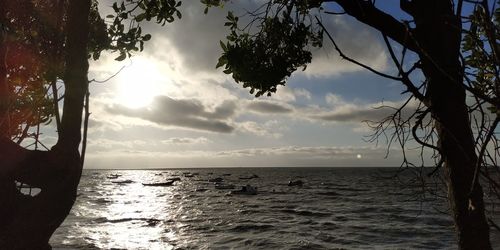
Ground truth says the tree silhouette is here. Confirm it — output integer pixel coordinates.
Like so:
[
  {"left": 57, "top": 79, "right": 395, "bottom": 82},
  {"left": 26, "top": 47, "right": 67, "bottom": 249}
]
[
  {"left": 207, "top": 0, "right": 499, "bottom": 249},
  {"left": 0, "top": 0, "right": 181, "bottom": 248}
]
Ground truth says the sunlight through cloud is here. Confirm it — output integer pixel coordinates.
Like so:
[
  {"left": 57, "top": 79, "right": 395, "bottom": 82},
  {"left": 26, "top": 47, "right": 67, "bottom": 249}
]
[{"left": 115, "top": 58, "right": 171, "bottom": 108}]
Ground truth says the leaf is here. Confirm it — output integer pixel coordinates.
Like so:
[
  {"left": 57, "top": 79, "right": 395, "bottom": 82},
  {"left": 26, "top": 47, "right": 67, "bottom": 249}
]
[
  {"left": 143, "top": 34, "right": 152, "bottom": 41},
  {"left": 135, "top": 13, "right": 146, "bottom": 22},
  {"left": 216, "top": 56, "right": 227, "bottom": 68},
  {"left": 106, "top": 14, "right": 115, "bottom": 18},
  {"left": 487, "top": 106, "right": 497, "bottom": 114},
  {"left": 176, "top": 10, "right": 182, "bottom": 19},
  {"left": 219, "top": 40, "right": 227, "bottom": 51},
  {"left": 115, "top": 52, "right": 127, "bottom": 61},
  {"left": 204, "top": 7, "right": 208, "bottom": 14},
  {"left": 484, "top": 73, "right": 495, "bottom": 79}
]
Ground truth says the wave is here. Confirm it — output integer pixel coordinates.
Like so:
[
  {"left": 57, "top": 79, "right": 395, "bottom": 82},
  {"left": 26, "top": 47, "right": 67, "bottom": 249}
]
[
  {"left": 230, "top": 223, "right": 274, "bottom": 232},
  {"left": 93, "top": 217, "right": 162, "bottom": 226},
  {"left": 53, "top": 168, "right": 461, "bottom": 249},
  {"left": 279, "top": 209, "right": 330, "bottom": 217},
  {"left": 316, "top": 191, "right": 341, "bottom": 196},
  {"left": 93, "top": 198, "right": 112, "bottom": 204}
]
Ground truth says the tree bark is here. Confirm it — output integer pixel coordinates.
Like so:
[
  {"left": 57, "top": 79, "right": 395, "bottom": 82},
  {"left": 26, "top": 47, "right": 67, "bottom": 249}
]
[
  {"left": 410, "top": 1, "right": 491, "bottom": 249},
  {"left": 57, "top": 0, "right": 90, "bottom": 151},
  {"left": 0, "top": 0, "right": 91, "bottom": 248}
]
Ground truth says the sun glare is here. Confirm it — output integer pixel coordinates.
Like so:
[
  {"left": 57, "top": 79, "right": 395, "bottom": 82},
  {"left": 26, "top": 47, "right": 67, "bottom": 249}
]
[{"left": 115, "top": 58, "right": 169, "bottom": 108}]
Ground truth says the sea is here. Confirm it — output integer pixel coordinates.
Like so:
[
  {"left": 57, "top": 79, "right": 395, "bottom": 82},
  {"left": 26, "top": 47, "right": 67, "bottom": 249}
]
[{"left": 48, "top": 167, "right": 500, "bottom": 249}]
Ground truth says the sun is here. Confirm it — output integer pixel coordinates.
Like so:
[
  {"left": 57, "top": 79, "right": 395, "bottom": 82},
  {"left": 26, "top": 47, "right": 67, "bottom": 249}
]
[
  {"left": 356, "top": 154, "right": 362, "bottom": 159},
  {"left": 115, "top": 58, "right": 169, "bottom": 108}
]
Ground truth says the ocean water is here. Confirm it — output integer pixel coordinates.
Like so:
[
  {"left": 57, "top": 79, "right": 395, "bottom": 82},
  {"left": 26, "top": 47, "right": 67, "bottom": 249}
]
[{"left": 48, "top": 168, "right": 497, "bottom": 249}]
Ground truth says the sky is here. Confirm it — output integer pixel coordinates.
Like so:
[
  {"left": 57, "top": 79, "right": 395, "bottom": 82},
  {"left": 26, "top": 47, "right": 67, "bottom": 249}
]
[{"left": 61, "top": 1, "right": 435, "bottom": 168}]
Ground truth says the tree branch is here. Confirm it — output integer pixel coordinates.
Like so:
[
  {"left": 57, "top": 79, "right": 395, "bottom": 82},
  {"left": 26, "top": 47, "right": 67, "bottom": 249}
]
[
  {"left": 315, "top": 16, "right": 403, "bottom": 82},
  {"left": 329, "top": 0, "right": 418, "bottom": 52},
  {"left": 470, "top": 117, "right": 500, "bottom": 197},
  {"left": 382, "top": 34, "right": 428, "bottom": 105},
  {"left": 80, "top": 87, "right": 90, "bottom": 167}
]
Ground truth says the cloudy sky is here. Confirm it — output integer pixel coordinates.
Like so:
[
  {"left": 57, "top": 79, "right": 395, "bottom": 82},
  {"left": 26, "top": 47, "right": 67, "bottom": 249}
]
[{"left": 69, "top": 1, "right": 428, "bottom": 168}]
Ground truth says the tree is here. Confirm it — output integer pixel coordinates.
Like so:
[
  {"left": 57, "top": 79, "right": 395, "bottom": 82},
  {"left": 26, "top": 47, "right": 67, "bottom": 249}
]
[
  {"left": 207, "top": 0, "right": 499, "bottom": 249},
  {"left": 0, "top": 0, "right": 90, "bottom": 247},
  {"left": 0, "top": 0, "right": 181, "bottom": 248}
]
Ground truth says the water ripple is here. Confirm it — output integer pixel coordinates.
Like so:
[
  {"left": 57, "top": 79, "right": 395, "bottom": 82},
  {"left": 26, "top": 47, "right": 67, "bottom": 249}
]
[{"left": 49, "top": 167, "right": 494, "bottom": 249}]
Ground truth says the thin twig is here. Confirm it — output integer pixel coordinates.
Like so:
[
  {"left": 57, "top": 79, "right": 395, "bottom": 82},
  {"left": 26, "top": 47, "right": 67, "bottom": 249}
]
[
  {"left": 89, "top": 65, "right": 127, "bottom": 84},
  {"left": 382, "top": 34, "right": 427, "bottom": 104},
  {"left": 470, "top": 117, "right": 500, "bottom": 197},
  {"left": 315, "top": 16, "right": 403, "bottom": 82}
]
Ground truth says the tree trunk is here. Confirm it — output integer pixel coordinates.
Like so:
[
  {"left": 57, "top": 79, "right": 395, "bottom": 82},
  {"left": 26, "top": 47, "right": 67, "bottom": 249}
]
[
  {"left": 332, "top": 1, "right": 492, "bottom": 246},
  {"left": 0, "top": 0, "right": 91, "bottom": 248},
  {"left": 57, "top": 0, "right": 90, "bottom": 151},
  {"left": 0, "top": 0, "right": 10, "bottom": 138},
  {"left": 413, "top": 1, "right": 491, "bottom": 249}
]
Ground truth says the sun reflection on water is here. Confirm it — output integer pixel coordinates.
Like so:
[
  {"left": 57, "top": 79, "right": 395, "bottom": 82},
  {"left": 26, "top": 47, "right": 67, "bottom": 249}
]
[{"left": 76, "top": 171, "right": 179, "bottom": 249}]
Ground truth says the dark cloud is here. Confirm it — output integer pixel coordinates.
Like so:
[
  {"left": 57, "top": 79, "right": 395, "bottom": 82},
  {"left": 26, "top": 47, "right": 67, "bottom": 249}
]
[
  {"left": 137, "top": 1, "right": 386, "bottom": 77},
  {"left": 309, "top": 101, "right": 418, "bottom": 123},
  {"left": 106, "top": 96, "right": 236, "bottom": 133},
  {"left": 247, "top": 101, "right": 293, "bottom": 114},
  {"left": 145, "top": 1, "right": 262, "bottom": 73},
  {"left": 211, "top": 100, "right": 237, "bottom": 119}
]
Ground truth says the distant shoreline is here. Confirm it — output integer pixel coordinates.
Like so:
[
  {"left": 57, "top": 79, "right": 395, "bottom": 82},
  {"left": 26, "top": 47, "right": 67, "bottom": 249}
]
[{"left": 83, "top": 166, "right": 434, "bottom": 170}]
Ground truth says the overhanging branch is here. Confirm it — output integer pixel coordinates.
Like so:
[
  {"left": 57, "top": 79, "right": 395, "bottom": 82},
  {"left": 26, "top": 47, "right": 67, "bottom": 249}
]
[
  {"left": 315, "top": 16, "right": 403, "bottom": 82},
  {"left": 326, "top": 0, "right": 419, "bottom": 52}
]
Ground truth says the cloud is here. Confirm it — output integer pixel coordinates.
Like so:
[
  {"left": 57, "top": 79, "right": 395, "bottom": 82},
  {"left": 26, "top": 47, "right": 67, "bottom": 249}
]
[
  {"left": 87, "top": 138, "right": 148, "bottom": 150},
  {"left": 140, "top": 1, "right": 258, "bottom": 76},
  {"left": 87, "top": 117, "right": 125, "bottom": 132},
  {"left": 242, "top": 92, "right": 417, "bottom": 126},
  {"left": 84, "top": 144, "right": 406, "bottom": 168},
  {"left": 294, "top": 88, "right": 312, "bottom": 100},
  {"left": 105, "top": 96, "right": 236, "bottom": 133},
  {"left": 132, "top": 1, "right": 389, "bottom": 80},
  {"left": 325, "top": 93, "right": 345, "bottom": 106},
  {"left": 311, "top": 105, "right": 393, "bottom": 123},
  {"left": 302, "top": 15, "right": 389, "bottom": 78},
  {"left": 247, "top": 101, "right": 293, "bottom": 114},
  {"left": 214, "top": 145, "right": 385, "bottom": 158},
  {"left": 308, "top": 99, "right": 419, "bottom": 123},
  {"left": 237, "top": 121, "right": 284, "bottom": 138},
  {"left": 161, "top": 137, "right": 211, "bottom": 145},
  {"left": 270, "top": 86, "right": 312, "bottom": 103},
  {"left": 212, "top": 100, "right": 237, "bottom": 119}
]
